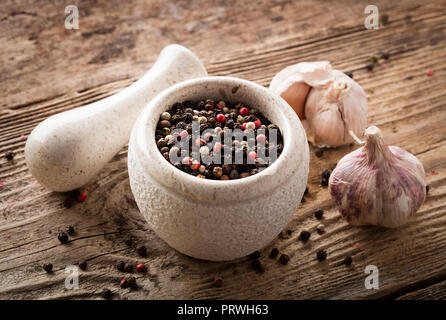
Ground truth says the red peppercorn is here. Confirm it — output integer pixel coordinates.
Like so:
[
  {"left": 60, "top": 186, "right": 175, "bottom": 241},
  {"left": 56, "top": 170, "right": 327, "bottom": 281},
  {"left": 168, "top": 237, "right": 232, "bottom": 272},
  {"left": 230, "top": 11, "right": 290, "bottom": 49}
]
[
  {"left": 426, "top": 69, "right": 434, "bottom": 76},
  {"left": 240, "top": 107, "right": 250, "bottom": 116},
  {"left": 136, "top": 263, "right": 146, "bottom": 272},
  {"left": 256, "top": 134, "right": 267, "bottom": 143},
  {"left": 215, "top": 104, "right": 223, "bottom": 110},
  {"left": 181, "top": 157, "right": 193, "bottom": 166},
  {"left": 254, "top": 119, "right": 261, "bottom": 128},
  {"left": 213, "top": 142, "right": 222, "bottom": 153},
  {"left": 195, "top": 138, "right": 206, "bottom": 147},
  {"left": 214, "top": 277, "right": 223, "bottom": 287},
  {"left": 216, "top": 114, "right": 226, "bottom": 123},
  {"left": 120, "top": 277, "right": 129, "bottom": 288},
  {"left": 179, "top": 130, "right": 188, "bottom": 138},
  {"left": 190, "top": 160, "right": 200, "bottom": 171},
  {"left": 248, "top": 151, "right": 257, "bottom": 161},
  {"left": 242, "top": 123, "right": 247, "bottom": 130},
  {"left": 77, "top": 191, "right": 87, "bottom": 202},
  {"left": 205, "top": 103, "right": 213, "bottom": 111}
]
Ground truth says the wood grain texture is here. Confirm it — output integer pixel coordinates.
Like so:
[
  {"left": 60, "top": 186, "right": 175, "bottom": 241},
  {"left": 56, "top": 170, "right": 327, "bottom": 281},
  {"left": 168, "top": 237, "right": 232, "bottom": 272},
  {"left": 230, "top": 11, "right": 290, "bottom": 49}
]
[{"left": 1, "top": 0, "right": 446, "bottom": 299}]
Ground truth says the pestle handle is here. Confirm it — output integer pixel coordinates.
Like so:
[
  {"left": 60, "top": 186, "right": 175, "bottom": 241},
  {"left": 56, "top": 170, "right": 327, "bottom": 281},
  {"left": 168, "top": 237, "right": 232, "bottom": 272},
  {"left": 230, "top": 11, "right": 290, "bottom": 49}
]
[{"left": 25, "top": 45, "right": 208, "bottom": 192}]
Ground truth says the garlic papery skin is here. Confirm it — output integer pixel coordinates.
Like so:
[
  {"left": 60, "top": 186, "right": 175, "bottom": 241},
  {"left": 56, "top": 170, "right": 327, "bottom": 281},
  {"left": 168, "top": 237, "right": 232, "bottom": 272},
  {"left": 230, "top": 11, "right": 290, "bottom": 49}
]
[
  {"left": 329, "top": 126, "right": 426, "bottom": 228},
  {"left": 269, "top": 61, "right": 333, "bottom": 120},
  {"left": 304, "top": 70, "right": 368, "bottom": 147}
]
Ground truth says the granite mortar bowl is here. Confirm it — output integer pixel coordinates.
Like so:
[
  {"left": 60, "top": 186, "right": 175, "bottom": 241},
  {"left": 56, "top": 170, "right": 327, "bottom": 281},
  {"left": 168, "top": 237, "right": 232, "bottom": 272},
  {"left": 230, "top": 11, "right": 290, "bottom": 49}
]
[{"left": 128, "top": 76, "right": 309, "bottom": 261}]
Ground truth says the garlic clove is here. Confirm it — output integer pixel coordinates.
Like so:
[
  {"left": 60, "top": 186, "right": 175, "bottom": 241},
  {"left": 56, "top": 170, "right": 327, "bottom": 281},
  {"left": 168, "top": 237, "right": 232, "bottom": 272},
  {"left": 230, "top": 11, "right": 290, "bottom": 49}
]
[
  {"left": 329, "top": 126, "right": 426, "bottom": 228},
  {"left": 278, "top": 82, "right": 310, "bottom": 119},
  {"left": 269, "top": 61, "right": 333, "bottom": 120},
  {"left": 305, "top": 70, "right": 368, "bottom": 147}
]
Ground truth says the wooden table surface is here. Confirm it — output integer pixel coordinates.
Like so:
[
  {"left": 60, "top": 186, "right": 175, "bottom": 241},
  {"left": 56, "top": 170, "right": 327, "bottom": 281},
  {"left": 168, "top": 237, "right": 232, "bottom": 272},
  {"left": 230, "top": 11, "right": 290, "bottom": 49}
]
[{"left": 1, "top": 0, "right": 446, "bottom": 300}]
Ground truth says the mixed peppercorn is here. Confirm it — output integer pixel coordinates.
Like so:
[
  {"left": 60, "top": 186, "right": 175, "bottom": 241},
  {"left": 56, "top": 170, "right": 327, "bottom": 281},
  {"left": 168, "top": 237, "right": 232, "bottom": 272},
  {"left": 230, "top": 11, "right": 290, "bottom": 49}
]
[{"left": 155, "top": 99, "right": 284, "bottom": 180}]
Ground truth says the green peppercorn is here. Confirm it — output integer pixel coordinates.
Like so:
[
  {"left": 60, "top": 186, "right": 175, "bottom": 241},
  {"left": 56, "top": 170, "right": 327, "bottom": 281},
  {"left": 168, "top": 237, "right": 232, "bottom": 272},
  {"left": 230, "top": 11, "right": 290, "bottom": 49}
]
[
  {"left": 161, "top": 112, "right": 171, "bottom": 120},
  {"left": 162, "top": 127, "right": 170, "bottom": 135}
]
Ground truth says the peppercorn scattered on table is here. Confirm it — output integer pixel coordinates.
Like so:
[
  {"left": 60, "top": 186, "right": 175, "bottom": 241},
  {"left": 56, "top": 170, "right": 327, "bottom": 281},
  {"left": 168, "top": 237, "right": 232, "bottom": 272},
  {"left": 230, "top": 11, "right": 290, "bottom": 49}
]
[{"left": 1, "top": 0, "right": 446, "bottom": 299}]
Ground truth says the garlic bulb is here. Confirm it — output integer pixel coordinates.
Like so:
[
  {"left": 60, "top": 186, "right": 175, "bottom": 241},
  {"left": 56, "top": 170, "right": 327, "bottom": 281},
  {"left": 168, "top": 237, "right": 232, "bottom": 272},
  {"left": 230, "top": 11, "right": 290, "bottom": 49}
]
[
  {"left": 304, "top": 70, "right": 368, "bottom": 147},
  {"left": 269, "top": 61, "right": 333, "bottom": 120},
  {"left": 329, "top": 126, "right": 426, "bottom": 228},
  {"left": 269, "top": 62, "right": 368, "bottom": 147}
]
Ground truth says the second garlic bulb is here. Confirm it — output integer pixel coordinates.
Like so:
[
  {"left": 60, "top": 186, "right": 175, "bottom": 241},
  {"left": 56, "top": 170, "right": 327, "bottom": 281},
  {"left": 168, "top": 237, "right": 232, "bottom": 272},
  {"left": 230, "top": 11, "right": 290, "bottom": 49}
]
[
  {"left": 304, "top": 70, "right": 368, "bottom": 147},
  {"left": 269, "top": 62, "right": 368, "bottom": 147}
]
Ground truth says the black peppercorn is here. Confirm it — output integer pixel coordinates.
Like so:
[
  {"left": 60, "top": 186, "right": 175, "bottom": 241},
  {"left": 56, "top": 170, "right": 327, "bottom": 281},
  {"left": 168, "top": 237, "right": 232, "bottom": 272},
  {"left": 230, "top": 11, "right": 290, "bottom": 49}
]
[
  {"left": 229, "top": 169, "right": 239, "bottom": 180},
  {"left": 57, "top": 231, "right": 69, "bottom": 244},
  {"left": 249, "top": 251, "right": 260, "bottom": 260},
  {"left": 43, "top": 263, "right": 53, "bottom": 273},
  {"left": 270, "top": 248, "right": 279, "bottom": 258},
  {"left": 63, "top": 197, "right": 74, "bottom": 209},
  {"left": 381, "top": 13, "right": 389, "bottom": 25},
  {"left": 136, "top": 245, "right": 147, "bottom": 257},
  {"left": 299, "top": 230, "right": 311, "bottom": 242},
  {"left": 156, "top": 138, "right": 167, "bottom": 149},
  {"left": 314, "top": 209, "right": 324, "bottom": 220},
  {"left": 127, "top": 276, "right": 137, "bottom": 289},
  {"left": 204, "top": 169, "right": 213, "bottom": 179},
  {"left": 251, "top": 259, "right": 264, "bottom": 273},
  {"left": 79, "top": 261, "right": 87, "bottom": 270},
  {"left": 102, "top": 288, "right": 113, "bottom": 300},
  {"left": 321, "top": 169, "right": 331, "bottom": 187},
  {"left": 366, "top": 62, "right": 374, "bottom": 71},
  {"left": 116, "top": 261, "right": 125, "bottom": 272},
  {"left": 279, "top": 254, "right": 290, "bottom": 265},
  {"left": 67, "top": 226, "right": 75, "bottom": 235},
  {"left": 213, "top": 166, "right": 223, "bottom": 178},
  {"left": 124, "top": 237, "right": 133, "bottom": 247},
  {"left": 160, "top": 146, "right": 169, "bottom": 154},
  {"left": 315, "top": 148, "right": 324, "bottom": 158},
  {"left": 5, "top": 151, "right": 14, "bottom": 161},
  {"left": 124, "top": 263, "right": 134, "bottom": 273},
  {"left": 222, "top": 164, "right": 232, "bottom": 175},
  {"left": 317, "top": 250, "right": 327, "bottom": 261},
  {"left": 158, "top": 120, "right": 171, "bottom": 129},
  {"left": 343, "top": 256, "right": 353, "bottom": 266}
]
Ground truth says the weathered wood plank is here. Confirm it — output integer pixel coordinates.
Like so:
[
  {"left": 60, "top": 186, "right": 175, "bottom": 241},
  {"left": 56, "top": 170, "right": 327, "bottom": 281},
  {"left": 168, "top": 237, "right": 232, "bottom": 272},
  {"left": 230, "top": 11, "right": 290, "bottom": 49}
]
[
  {"left": 1, "top": 0, "right": 446, "bottom": 299},
  {"left": 397, "top": 279, "right": 446, "bottom": 300}
]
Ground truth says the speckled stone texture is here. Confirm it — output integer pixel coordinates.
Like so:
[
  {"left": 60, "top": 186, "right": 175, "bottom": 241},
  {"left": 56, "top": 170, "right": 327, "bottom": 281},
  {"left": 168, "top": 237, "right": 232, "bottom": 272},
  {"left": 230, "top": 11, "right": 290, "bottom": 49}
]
[
  {"left": 25, "top": 45, "right": 207, "bottom": 192},
  {"left": 128, "top": 77, "right": 309, "bottom": 261}
]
